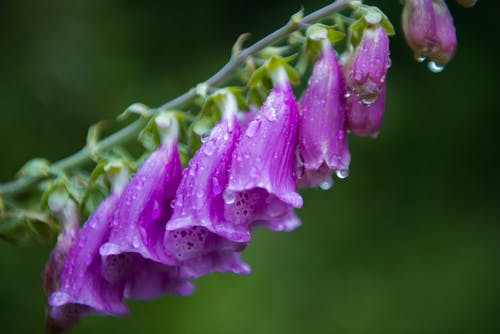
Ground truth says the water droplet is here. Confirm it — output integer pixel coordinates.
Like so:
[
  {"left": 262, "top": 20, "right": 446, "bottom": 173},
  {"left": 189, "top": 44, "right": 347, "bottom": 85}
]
[
  {"left": 202, "top": 142, "right": 216, "bottom": 156},
  {"left": 223, "top": 189, "right": 236, "bottom": 204},
  {"left": 359, "top": 82, "right": 379, "bottom": 105},
  {"left": 100, "top": 243, "right": 120, "bottom": 256},
  {"left": 151, "top": 201, "right": 161, "bottom": 219},
  {"left": 50, "top": 292, "right": 70, "bottom": 307},
  {"left": 319, "top": 178, "right": 333, "bottom": 190},
  {"left": 386, "top": 57, "right": 392, "bottom": 69},
  {"left": 132, "top": 236, "right": 140, "bottom": 249},
  {"left": 200, "top": 131, "right": 210, "bottom": 143},
  {"left": 417, "top": 55, "right": 426, "bottom": 63},
  {"left": 170, "top": 200, "right": 176, "bottom": 209},
  {"left": 336, "top": 169, "right": 349, "bottom": 179},
  {"left": 266, "top": 106, "right": 278, "bottom": 121},
  {"left": 245, "top": 121, "right": 260, "bottom": 137},
  {"left": 344, "top": 92, "right": 351, "bottom": 99},
  {"left": 361, "top": 94, "right": 378, "bottom": 105},
  {"left": 427, "top": 61, "right": 444, "bottom": 73},
  {"left": 212, "top": 177, "right": 223, "bottom": 195}
]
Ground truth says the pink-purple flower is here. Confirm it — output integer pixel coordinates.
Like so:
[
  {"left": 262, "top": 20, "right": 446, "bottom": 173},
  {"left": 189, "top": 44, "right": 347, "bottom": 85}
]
[
  {"left": 402, "top": 0, "right": 457, "bottom": 66},
  {"left": 99, "top": 139, "right": 194, "bottom": 300},
  {"left": 225, "top": 69, "right": 303, "bottom": 233},
  {"left": 344, "top": 23, "right": 390, "bottom": 138},
  {"left": 296, "top": 42, "right": 350, "bottom": 187}
]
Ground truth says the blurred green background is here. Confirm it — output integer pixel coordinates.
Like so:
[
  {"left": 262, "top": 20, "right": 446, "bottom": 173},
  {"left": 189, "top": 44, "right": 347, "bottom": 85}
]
[{"left": 0, "top": 0, "right": 498, "bottom": 333}]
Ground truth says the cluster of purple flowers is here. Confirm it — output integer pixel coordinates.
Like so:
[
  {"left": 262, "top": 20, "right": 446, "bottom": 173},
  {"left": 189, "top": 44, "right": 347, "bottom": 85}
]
[{"left": 44, "top": 22, "right": 392, "bottom": 329}]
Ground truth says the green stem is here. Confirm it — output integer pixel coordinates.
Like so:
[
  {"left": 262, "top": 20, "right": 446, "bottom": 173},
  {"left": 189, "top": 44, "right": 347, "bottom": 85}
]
[{"left": 0, "top": 0, "right": 353, "bottom": 198}]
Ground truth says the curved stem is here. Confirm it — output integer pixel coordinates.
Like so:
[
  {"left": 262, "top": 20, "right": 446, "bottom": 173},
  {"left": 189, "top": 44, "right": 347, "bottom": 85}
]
[{"left": 0, "top": 0, "right": 353, "bottom": 198}]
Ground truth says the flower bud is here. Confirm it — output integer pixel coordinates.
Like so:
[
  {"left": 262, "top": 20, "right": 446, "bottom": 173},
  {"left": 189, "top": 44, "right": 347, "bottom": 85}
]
[
  {"left": 402, "top": 0, "right": 456, "bottom": 66},
  {"left": 348, "top": 24, "right": 390, "bottom": 104}
]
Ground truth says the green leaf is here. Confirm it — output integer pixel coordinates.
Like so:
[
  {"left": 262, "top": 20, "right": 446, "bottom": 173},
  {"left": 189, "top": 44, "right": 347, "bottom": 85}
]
[
  {"left": 349, "top": 17, "right": 367, "bottom": 47},
  {"left": 117, "top": 102, "right": 150, "bottom": 121},
  {"left": 16, "top": 158, "right": 50, "bottom": 178},
  {"left": 289, "top": 7, "right": 304, "bottom": 26},
  {"left": 86, "top": 121, "right": 106, "bottom": 160},
  {"left": 0, "top": 209, "right": 56, "bottom": 245},
  {"left": 380, "top": 14, "right": 395, "bottom": 36}
]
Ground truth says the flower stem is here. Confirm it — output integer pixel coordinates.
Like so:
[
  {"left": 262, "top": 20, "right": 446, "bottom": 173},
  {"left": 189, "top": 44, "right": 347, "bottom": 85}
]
[{"left": 0, "top": 0, "right": 353, "bottom": 198}]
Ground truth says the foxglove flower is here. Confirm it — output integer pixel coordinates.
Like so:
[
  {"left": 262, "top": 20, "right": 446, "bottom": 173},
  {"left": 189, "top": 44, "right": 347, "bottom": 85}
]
[
  {"left": 346, "top": 83, "right": 387, "bottom": 138},
  {"left": 43, "top": 200, "right": 79, "bottom": 333},
  {"left": 344, "top": 24, "right": 390, "bottom": 138},
  {"left": 165, "top": 93, "right": 250, "bottom": 278},
  {"left": 348, "top": 24, "right": 390, "bottom": 105},
  {"left": 48, "top": 191, "right": 128, "bottom": 328},
  {"left": 296, "top": 42, "right": 350, "bottom": 188},
  {"left": 402, "top": 0, "right": 457, "bottom": 66},
  {"left": 225, "top": 68, "right": 302, "bottom": 232},
  {"left": 167, "top": 93, "right": 248, "bottom": 241},
  {"left": 100, "top": 138, "right": 193, "bottom": 300}
]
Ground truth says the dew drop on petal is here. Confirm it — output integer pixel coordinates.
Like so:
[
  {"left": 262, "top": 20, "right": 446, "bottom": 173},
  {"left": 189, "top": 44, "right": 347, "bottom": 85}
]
[
  {"left": 427, "top": 61, "right": 444, "bottom": 73},
  {"left": 132, "top": 236, "right": 141, "bottom": 249},
  {"left": 49, "top": 292, "right": 71, "bottom": 307},
  {"left": 202, "top": 141, "right": 216, "bottom": 156},
  {"left": 266, "top": 106, "right": 278, "bottom": 121},
  {"left": 100, "top": 243, "right": 120, "bottom": 256},
  {"left": 245, "top": 121, "right": 260, "bottom": 138},
  {"left": 223, "top": 189, "right": 236, "bottom": 204},
  {"left": 200, "top": 131, "right": 210, "bottom": 143},
  {"left": 361, "top": 95, "right": 378, "bottom": 105},
  {"left": 151, "top": 200, "right": 161, "bottom": 220}
]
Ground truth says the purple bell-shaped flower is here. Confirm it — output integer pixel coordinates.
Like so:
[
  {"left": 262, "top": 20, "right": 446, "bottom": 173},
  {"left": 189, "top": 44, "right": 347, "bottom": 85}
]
[
  {"left": 402, "top": 0, "right": 457, "bottom": 67},
  {"left": 165, "top": 94, "right": 251, "bottom": 278},
  {"left": 99, "top": 127, "right": 193, "bottom": 301},
  {"left": 225, "top": 67, "right": 303, "bottom": 232},
  {"left": 345, "top": 23, "right": 390, "bottom": 137},
  {"left": 296, "top": 41, "right": 350, "bottom": 188},
  {"left": 47, "top": 189, "right": 129, "bottom": 328}
]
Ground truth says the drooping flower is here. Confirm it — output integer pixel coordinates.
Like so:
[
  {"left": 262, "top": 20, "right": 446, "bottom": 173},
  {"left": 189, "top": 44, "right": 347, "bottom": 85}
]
[
  {"left": 43, "top": 199, "right": 79, "bottom": 333},
  {"left": 346, "top": 83, "right": 387, "bottom": 138},
  {"left": 225, "top": 68, "right": 302, "bottom": 232},
  {"left": 99, "top": 136, "right": 193, "bottom": 301},
  {"left": 167, "top": 93, "right": 247, "bottom": 241},
  {"left": 165, "top": 92, "right": 251, "bottom": 278},
  {"left": 402, "top": 0, "right": 456, "bottom": 66},
  {"left": 344, "top": 23, "right": 390, "bottom": 138},
  {"left": 48, "top": 191, "right": 128, "bottom": 329},
  {"left": 296, "top": 41, "right": 350, "bottom": 188}
]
